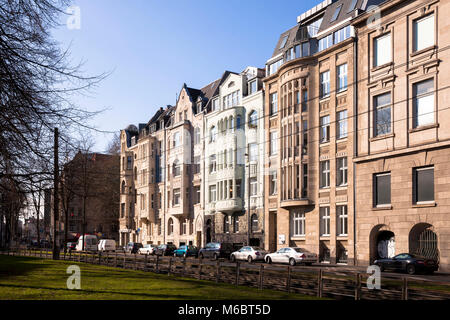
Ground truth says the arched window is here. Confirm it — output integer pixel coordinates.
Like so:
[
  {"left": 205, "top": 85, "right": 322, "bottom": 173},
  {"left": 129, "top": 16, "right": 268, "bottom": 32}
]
[
  {"left": 173, "top": 160, "right": 181, "bottom": 177},
  {"left": 229, "top": 116, "right": 234, "bottom": 131},
  {"left": 251, "top": 214, "right": 258, "bottom": 232},
  {"left": 210, "top": 126, "right": 217, "bottom": 142},
  {"left": 121, "top": 181, "right": 126, "bottom": 194},
  {"left": 223, "top": 215, "right": 230, "bottom": 233},
  {"left": 249, "top": 110, "right": 257, "bottom": 128},
  {"left": 236, "top": 116, "right": 242, "bottom": 130},
  {"left": 168, "top": 218, "right": 174, "bottom": 235}
]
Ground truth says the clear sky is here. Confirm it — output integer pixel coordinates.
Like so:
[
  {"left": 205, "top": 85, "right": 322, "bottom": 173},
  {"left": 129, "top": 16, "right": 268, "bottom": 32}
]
[{"left": 53, "top": 0, "right": 318, "bottom": 152}]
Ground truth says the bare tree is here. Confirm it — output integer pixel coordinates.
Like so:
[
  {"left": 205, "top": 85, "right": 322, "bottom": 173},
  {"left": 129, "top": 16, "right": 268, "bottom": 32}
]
[{"left": 106, "top": 132, "right": 121, "bottom": 155}]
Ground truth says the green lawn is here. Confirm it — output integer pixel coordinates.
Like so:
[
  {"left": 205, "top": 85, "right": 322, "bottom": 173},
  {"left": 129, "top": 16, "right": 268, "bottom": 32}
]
[{"left": 0, "top": 255, "right": 320, "bottom": 300}]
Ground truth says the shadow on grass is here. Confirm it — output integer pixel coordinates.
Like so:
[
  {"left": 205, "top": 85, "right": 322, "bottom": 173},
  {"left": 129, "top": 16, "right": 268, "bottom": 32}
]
[{"left": 0, "top": 256, "right": 48, "bottom": 279}]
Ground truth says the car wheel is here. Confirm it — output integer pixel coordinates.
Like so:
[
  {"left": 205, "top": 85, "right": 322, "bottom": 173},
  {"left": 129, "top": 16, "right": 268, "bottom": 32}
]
[
  {"left": 289, "top": 258, "right": 296, "bottom": 266},
  {"left": 406, "top": 264, "right": 416, "bottom": 275},
  {"left": 230, "top": 255, "right": 236, "bottom": 262},
  {"left": 266, "top": 257, "right": 272, "bottom": 264},
  {"left": 247, "top": 256, "right": 253, "bottom": 263}
]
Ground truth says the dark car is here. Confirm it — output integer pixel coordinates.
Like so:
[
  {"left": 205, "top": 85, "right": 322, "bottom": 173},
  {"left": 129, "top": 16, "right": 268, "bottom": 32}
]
[
  {"left": 198, "top": 242, "right": 235, "bottom": 260},
  {"left": 173, "top": 245, "right": 198, "bottom": 258},
  {"left": 154, "top": 244, "right": 177, "bottom": 256},
  {"left": 374, "top": 253, "right": 439, "bottom": 275},
  {"left": 40, "top": 239, "right": 51, "bottom": 248},
  {"left": 126, "top": 242, "right": 143, "bottom": 254}
]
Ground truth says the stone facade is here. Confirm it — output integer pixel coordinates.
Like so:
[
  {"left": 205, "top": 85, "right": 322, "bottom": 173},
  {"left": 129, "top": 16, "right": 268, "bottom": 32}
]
[{"left": 353, "top": 0, "right": 450, "bottom": 271}]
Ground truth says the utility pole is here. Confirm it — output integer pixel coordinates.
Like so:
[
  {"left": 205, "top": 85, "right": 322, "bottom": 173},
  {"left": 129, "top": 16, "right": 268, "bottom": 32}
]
[
  {"left": 246, "top": 148, "right": 251, "bottom": 247},
  {"left": 53, "top": 128, "right": 60, "bottom": 260}
]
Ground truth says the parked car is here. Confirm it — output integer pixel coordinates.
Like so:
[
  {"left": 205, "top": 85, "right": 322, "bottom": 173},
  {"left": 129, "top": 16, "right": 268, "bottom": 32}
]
[
  {"left": 40, "top": 239, "right": 51, "bottom": 249},
  {"left": 198, "top": 242, "right": 235, "bottom": 260},
  {"left": 138, "top": 244, "right": 157, "bottom": 255},
  {"left": 76, "top": 235, "right": 98, "bottom": 252},
  {"left": 126, "top": 242, "right": 143, "bottom": 254},
  {"left": 230, "top": 246, "right": 267, "bottom": 263},
  {"left": 374, "top": 253, "right": 439, "bottom": 275},
  {"left": 265, "top": 247, "right": 317, "bottom": 266},
  {"left": 66, "top": 242, "right": 77, "bottom": 252},
  {"left": 98, "top": 239, "right": 116, "bottom": 252},
  {"left": 173, "top": 245, "right": 198, "bottom": 258},
  {"left": 29, "top": 240, "right": 39, "bottom": 249},
  {"left": 154, "top": 244, "right": 177, "bottom": 256}
]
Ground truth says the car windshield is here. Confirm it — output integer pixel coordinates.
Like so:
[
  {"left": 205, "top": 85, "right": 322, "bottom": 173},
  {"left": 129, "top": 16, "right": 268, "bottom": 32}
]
[{"left": 294, "top": 248, "right": 309, "bottom": 253}]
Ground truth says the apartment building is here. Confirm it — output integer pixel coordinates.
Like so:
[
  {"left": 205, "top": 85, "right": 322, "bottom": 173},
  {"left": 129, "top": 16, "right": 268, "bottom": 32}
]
[
  {"left": 352, "top": 0, "right": 450, "bottom": 272},
  {"left": 204, "top": 67, "right": 266, "bottom": 247},
  {"left": 119, "top": 76, "right": 227, "bottom": 247},
  {"left": 262, "top": 0, "right": 383, "bottom": 264}
]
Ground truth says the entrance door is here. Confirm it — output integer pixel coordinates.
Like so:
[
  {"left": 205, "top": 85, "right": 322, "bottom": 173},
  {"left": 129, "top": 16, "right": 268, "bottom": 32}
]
[{"left": 196, "top": 231, "right": 201, "bottom": 247}]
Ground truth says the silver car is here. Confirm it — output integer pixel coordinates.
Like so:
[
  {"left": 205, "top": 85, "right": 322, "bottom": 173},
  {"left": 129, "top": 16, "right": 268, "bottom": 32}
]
[
  {"left": 138, "top": 244, "right": 157, "bottom": 255},
  {"left": 264, "top": 247, "right": 317, "bottom": 266},
  {"left": 230, "top": 246, "right": 267, "bottom": 263}
]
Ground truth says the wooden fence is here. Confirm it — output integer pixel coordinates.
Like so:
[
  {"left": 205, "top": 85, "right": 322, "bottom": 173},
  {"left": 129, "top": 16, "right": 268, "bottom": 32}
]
[{"left": 2, "top": 248, "right": 450, "bottom": 300}]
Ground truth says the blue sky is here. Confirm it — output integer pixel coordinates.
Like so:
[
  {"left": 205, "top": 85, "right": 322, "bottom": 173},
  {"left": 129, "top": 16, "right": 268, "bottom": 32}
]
[{"left": 53, "top": 0, "right": 318, "bottom": 152}]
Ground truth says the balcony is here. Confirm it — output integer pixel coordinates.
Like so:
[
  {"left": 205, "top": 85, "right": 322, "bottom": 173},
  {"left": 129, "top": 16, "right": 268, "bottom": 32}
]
[
  {"left": 215, "top": 198, "right": 243, "bottom": 212},
  {"left": 280, "top": 198, "right": 310, "bottom": 208}
]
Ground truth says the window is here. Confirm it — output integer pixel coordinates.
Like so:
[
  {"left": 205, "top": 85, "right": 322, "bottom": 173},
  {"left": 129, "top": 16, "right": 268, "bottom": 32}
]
[
  {"left": 173, "top": 188, "right": 181, "bottom": 206},
  {"left": 318, "top": 34, "right": 333, "bottom": 52},
  {"left": 193, "top": 155, "right": 200, "bottom": 174},
  {"left": 293, "top": 212, "right": 305, "bottom": 236},
  {"left": 279, "top": 35, "right": 288, "bottom": 49},
  {"left": 374, "top": 93, "right": 391, "bottom": 136},
  {"left": 194, "top": 127, "right": 201, "bottom": 145},
  {"left": 320, "top": 115, "right": 330, "bottom": 143},
  {"left": 236, "top": 116, "right": 241, "bottom": 130},
  {"left": 320, "top": 207, "right": 330, "bottom": 236},
  {"left": 268, "top": 59, "right": 283, "bottom": 75},
  {"left": 209, "top": 154, "right": 217, "bottom": 173},
  {"left": 414, "top": 167, "right": 434, "bottom": 203},
  {"left": 334, "top": 26, "right": 351, "bottom": 44},
  {"left": 196, "top": 102, "right": 202, "bottom": 114},
  {"left": 173, "top": 160, "right": 181, "bottom": 177},
  {"left": 249, "top": 111, "right": 258, "bottom": 128},
  {"left": 374, "top": 172, "right": 391, "bottom": 206},
  {"left": 120, "top": 203, "right": 125, "bottom": 218},
  {"left": 251, "top": 214, "right": 258, "bottom": 232},
  {"left": 337, "top": 205, "right": 348, "bottom": 236},
  {"left": 413, "top": 79, "right": 434, "bottom": 128},
  {"left": 270, "top": 171, "right": 277, "bottom": 195},
  {"left": 250, "top": 178, "right": 257, "bottom": 196},
  {"left": 249, "top": 143, "right": 258, "bottom": 162},
  {"left": 168, "top": 218, "right": 174, "bottom": 235},
  {"left": 249, "top": 80, "right": 257, "bottom": 95},
  {"left": 127, "top": 156, "right": 132, "bottom": 170},
  {"left": 320, "top": 71, "right": 330, "bottom": 98},
  {"left": 212, "top": 98, "right": 219, "bottom": 112},
  {"left": 270, "top": 131, "right": 278, "bottom": 156},
  {"left": 194, "top": 186, "right": 200, "bottom": 204},
  {"left": 337, "top": 110, "right": 348, "bottom": 139},
  {"left": 233, "top": 214, "right": 239, "bottom": 233},
  {"left": 210, "top": 126, "right": 219, "bottom": 143},
  {"left": 320, "top": 160, "right": 330, "bottom": 189},
  {"left": 347, "top": 0, "right": 358, "bottom": 12},
  {"left": 302, "top": 120, "right": 308, "bottom": 153},
  {"left": 337, "top": 64, "right": 348, "bottom": 92},
  {"left": 223, "top": 215, "right": 230, "bottom": 233},
  {"left": 209, "top": 185, "right": 216, "bottom": 202},
  {"left": 302, "top": 90, "right": 308, "bottom": 112},
  {"left": 270, "top": 92, "right": 278, "bottom": 115},
  {"left": 223, "top": 90, "right": 241, "bottom": 108},
  {"left": 331, "top": 5, "right": 342, "bottom": 22},
  {"left": 337, "top": 157, "right": 348, "bottom": 186},
  {"left": 181, "top": 220, "right": 187, "bottom": 235},
  {"left": 413, "top": 14, "right": 434, "bottom": 52},
  {"left": 302, "top": 42, "right": 310, "bottom": 57},
  {"left": 173, "top": 132, "right": 181, "bottom": 148},
  {"left": 302, "top": 164, "right": 308, "bottom": 198},
  {"left": 374, "top": 33, "right": 392, "bottom": 67}
]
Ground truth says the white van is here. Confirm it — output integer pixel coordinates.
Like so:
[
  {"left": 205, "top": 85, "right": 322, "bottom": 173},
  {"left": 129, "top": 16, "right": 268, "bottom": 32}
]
[
  {"left": 98, "top": 239, "right": 116, "bottom": 252},
  {"left": 76, "top": 235, "right": 98, "bottom": 252}
]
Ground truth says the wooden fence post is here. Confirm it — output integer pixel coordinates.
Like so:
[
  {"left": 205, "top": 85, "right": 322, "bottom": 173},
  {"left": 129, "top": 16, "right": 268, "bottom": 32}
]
[
  {"left": 182, "top": 257, "right": 187, "bottom": 277},
  {"left": 115, "top": 251, "right": 118, "bottom": 267},
  {"left": 259, "top": 264, "right": 264, "bottom": 290},
  {"left": 69, "top": 251, "right": 72, "bottom": 261},
  {"left": 235, "top": 262, "right": 240, "bottom": 286},
  {"left": 134, "top": 253, "right": 137, "bottom": 270},
  {"left": 156, "top": 255, "right": 160, "bottom": 273},
  {"left": 402, "top": 277, "right": 408, "bottom": 300},
  {"left": 144, "top": 254, "right": 147, "bottom": 271},
  {"left": 98, "top": 252, "right": 101, "bottom": 265},
  {"left": 198, "top": 259, "right": 203, "bottom": 280},
  {"left": 39, "top": 249, "right": 42, "bottom": 258},
  {"left": 168, "top": 257, "right": 172, "bottom": 275},
  {"left": 216, "top": 260, "right": 221, "bottom": 283},
  {"left": 317, "top": 269, "right": 323, "bottom": 298},
  {"left": 286, "top": 266, "right": 292, "bottom": 293},
  {"left": 355, "top": 273, "right": 361, "bottom": 300},
  {"left": 123, "top": 252, "right": 126, "bottom": 268}
]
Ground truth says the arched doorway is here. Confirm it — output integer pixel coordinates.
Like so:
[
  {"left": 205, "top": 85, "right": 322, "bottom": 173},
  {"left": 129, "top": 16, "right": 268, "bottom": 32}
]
[
  {"left": 206, "top": 219, "right": 212, "bottom": 244},
  {"left": 370, "top": 225, "right": 395, "bottom": 263},
  {"left": 409, "top": 223, "right": 439, "bottom": 261}
]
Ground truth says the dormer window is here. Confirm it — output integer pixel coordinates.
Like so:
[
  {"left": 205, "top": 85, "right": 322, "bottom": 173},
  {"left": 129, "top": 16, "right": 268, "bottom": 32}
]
[
  {"left": 331, "top": 5, "right": 342, "bottom": 22},
  {"left": 248, "top": 80, "right": 257, "bottom": 95},
  {"left": 196, "top": 102, "right": 202, "bottom": 114},
  {"left": 279, "top": 35, "right": 288, "bottom": 49}
]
